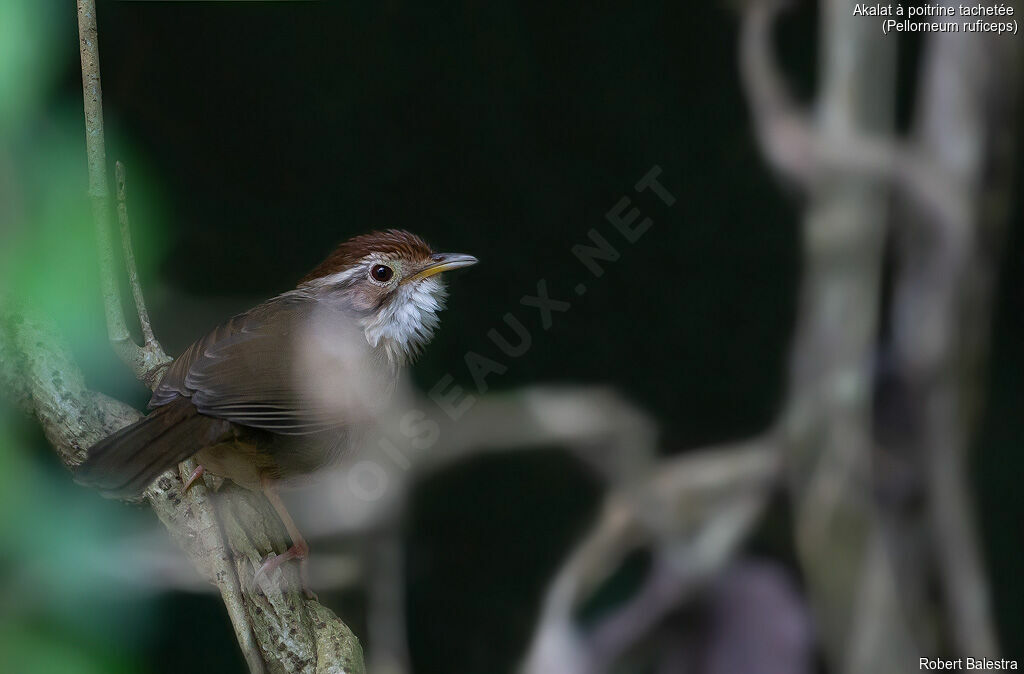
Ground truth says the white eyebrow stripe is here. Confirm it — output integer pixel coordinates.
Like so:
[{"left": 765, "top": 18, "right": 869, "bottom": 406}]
[{"left": 308, "top": 264, "right": 365, "bottom": 287}]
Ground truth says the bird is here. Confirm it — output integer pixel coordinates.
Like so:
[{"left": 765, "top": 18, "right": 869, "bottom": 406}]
[{"left": 75, "top": 229, "right": 477, "bottom": 593}]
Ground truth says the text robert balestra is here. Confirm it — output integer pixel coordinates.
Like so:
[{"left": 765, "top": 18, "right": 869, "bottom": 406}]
[{"left": 921, "top": 658, "right": 1018, "bottom": 671}]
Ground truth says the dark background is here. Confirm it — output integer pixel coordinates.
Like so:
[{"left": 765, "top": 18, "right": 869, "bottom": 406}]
[{"left": 32, "top": 1, "right": 1024, "bottom": 671}]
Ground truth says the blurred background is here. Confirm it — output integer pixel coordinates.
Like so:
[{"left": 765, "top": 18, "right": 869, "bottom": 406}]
[{"left": 0, "top": 1, "right": 1021, "bottom": 673}]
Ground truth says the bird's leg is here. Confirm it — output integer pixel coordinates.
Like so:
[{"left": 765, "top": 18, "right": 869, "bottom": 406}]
[
  {"left": 181, "top": 464, "right": 206, "bottom": 493},
  {"left": 254, "top": 474, "right": 317, "bottom": 599}
]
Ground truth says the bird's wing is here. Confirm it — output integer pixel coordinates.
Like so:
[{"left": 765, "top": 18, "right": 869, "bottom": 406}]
[{"left": 151, "top": 293, "right": 370, "bottom": 436}]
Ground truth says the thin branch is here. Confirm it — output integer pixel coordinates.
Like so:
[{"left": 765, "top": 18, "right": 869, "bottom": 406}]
[
  {"left": 180, "top": 458, "right": 267, "bottom": 674},
  {"left": 737, "top": 0, "right": 816, "bottom": 187},
  {"left": 737, "top": 0, "right": 967, "bottom": 225},
  {"left": 520, "top": 441, "right": 778, "bottom": 674},
  {"left": 77, "top": 0, "right": 129, "bottom": 363},
  {"left": 77, "top": 0, "right": 169, "bottom": 388},
  {"left": 115, "top": 162, "right": 161, "bottom": 350},
  {"left": 288, "top": 385, "right": 658, "bottom": 541},
  {"left": 261, "top": 383, "right": 660, "bottom": 672}
]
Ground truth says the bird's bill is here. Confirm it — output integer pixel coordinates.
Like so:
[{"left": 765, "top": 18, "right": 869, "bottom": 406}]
[{"left": 404, "top": 253, "right": 479, "bottom": 283}]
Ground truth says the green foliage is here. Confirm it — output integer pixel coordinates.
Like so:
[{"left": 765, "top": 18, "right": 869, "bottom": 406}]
[
  {"left": 0, "top": 0, "right": 65, "bottom": 134},
  {"left": 0, "top": 410, "right": 154, "bottom": 674},
  {"left": 0, "top": 2, "right": 172, "bottom": 672}
]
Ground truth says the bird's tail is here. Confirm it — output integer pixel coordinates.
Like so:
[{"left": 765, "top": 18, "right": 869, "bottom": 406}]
[{"left": 75, "top": 398, "right": 231, "bottom": 499}]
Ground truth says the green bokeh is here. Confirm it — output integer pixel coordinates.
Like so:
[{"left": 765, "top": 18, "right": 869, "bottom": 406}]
[
  {"left": 1, "top": 2, "right": 168, "bottom": 673},
  {"left": 0, "top": 0, "right": 64, "bottom": 134}
]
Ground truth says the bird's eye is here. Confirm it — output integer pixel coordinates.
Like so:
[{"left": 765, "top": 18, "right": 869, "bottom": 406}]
[{"left": 370, "top": 264, "right": 394, "bottom": 283}]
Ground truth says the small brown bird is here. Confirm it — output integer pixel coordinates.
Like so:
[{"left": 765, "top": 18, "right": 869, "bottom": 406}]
[{"left": 76, "top": 229, "right": 477, "bottom": 590}]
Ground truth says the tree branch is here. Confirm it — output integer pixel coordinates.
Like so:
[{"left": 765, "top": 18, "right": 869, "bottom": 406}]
[
  {"left": 520, "top": 441, "right": 778, "bottom": 674},
  {"left": 737, "top": 0, "right": 968, "bottom": 226},
  {"left": 70, "top": 2, "right": 365, "bottom": 671},
  {"left": 77, "top": 0, "right": 169, "bottom": 388},
  {"left": 774, "top": 4, "right": 920, "bottom": 672},
  {"left": 115, "top": 161, "right": 161, "bottom": 353},
  {"left": 0, "top": 299, "right": 366, "bottom": 674},
  {"left": 884, "top": 2, "right": 1021, "bottom": 656}
]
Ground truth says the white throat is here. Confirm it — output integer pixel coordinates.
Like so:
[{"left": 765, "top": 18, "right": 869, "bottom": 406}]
[{"left": 360, "top": 276, "right": 447, "bottom": 366}]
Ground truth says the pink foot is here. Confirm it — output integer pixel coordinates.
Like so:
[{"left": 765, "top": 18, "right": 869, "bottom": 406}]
[
  {"left": 182, "top": 464, "right": 206, "bottom": 492},
  {"left": 253, "top": 542, "right": 317, "bottom": 600}
]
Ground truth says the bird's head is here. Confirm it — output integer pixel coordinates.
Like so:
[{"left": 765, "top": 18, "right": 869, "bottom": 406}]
[{"left": 299, "top": 229, "right": 477, "bottom": 364}]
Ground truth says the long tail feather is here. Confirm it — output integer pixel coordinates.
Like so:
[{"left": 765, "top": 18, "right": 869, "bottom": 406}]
[{"left": 75, "top": 398, "right": 231, "bottom": 498}]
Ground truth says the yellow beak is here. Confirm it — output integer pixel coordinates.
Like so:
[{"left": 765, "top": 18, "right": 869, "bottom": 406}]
[{"left": 404, "top": 253, "right": 479, "bottom": 283}]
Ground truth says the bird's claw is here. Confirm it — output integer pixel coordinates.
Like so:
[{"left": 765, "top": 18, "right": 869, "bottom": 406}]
[
  {"left": 253, "top": 544, "right": 316, "bottom": 599},
  {"left": 182, "top": 464, "right": 206, "bottom": 492}
]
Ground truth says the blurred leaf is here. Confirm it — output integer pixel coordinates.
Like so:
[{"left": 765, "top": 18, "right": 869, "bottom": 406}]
[
  {"left": 0, "top": 623, "right": 137, "bottom": 674},
  {"left": 0, "top": 409, "right": 151, "bottom": 674},
  {"left": 0, "top": 0, "right": 65, "bottom": 133}
]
